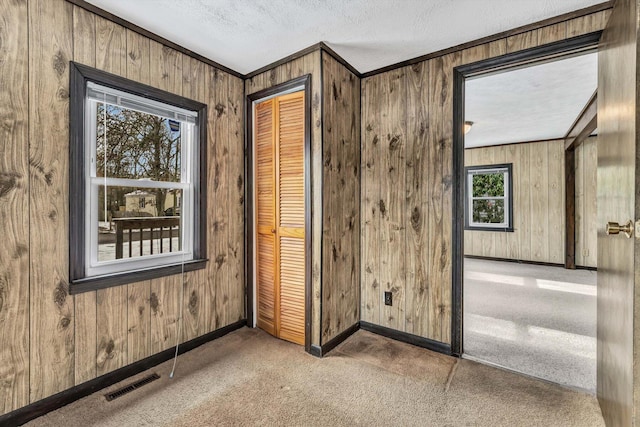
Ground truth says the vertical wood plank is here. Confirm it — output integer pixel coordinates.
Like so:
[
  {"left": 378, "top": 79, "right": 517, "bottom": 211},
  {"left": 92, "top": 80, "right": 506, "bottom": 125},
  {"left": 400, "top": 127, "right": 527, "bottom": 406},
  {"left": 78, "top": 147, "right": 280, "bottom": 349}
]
[
  {"left": 567, "top": 10, "right": 611, "bottom": 37},
  {"left": 427, "top": 57, "right": 445, "bottom": 341},
  {"left": 530, "top": 142, "right": 549, "bottom": 262},
  {"left": 538, "top": 22, "right": 567, "bottom": 45},
  {"left": 204, "top": 64, "right": 217, "bottom": 332},
  {"left": 361, "top": 75, "right": 381, "bottom": 326},
  {"left": 405, "top": 63, "right": 430, "bottom": 336},
  {"left": 322, "top": 53, "right": 335, "bottom": 341},
  {"left": 548, "top": 140, "right": 565, "bottom": 263},
  {"left": 28, "top": 0, "right": 75, "bottom": 401},
  {"left": 519, "top": 143, "right": 532, "bottom": 261},
  {"left": 321, "top": 54, "right": 360, "bottom": 342},
  {"left": 212, "top": 68, "right": 230, "bottom": 329},
  {"left": 506, "top": 30, "right": 539, "bottom": 53},
  {"left": 72, "top": 4, "right": 98, "bottom": 385},
  {"left": 505, "top": 143, "right": 520, "bottom": 259},
  {"left": 378, "top": 69, "right": 406, "bottom": 332},
  {"left": 94, "top": 16, "right": 128, "bottom": 376},
  {"left": 181, "top": 58, "right": 208, "bottom": 341},
  {"left": 0, "top": 0, "right": 30, "bottom": 413},
  {"left": 439, "top": 52, "right": 460, "bottom": 343},
  {"left": 305, "top": 51, "right": 323, "bottom": 346},
  {"left": 228, "top": 75, "right": 245, "bottom": 324},
  {"left": 488, "top": 39, "right": 507, "bottom": 58},
  {"left": 575, "top": 141, "right": 585, "bottom": 266}
]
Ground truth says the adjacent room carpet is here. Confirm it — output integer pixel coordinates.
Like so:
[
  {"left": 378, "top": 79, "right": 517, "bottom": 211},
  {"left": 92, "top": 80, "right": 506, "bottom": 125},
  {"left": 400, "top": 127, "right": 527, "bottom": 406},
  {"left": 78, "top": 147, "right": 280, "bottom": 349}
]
[
  {"left": 463, "top": 258, "right": 597, "bottom": 392},
  {"left": 26, "top": 327, "right": 604, "bottom": 426}
]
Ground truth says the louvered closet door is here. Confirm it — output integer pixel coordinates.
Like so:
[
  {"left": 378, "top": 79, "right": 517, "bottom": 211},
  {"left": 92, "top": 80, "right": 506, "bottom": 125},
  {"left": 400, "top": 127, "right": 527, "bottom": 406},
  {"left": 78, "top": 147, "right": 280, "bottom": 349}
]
[
  {"left": 255, "top": 99, "right": 276, "bottom": 336},
  {"left": 255, "top": 91, "right": 305, "bottom": 346},
  {"left": 275, "top": 92, "right": 305, "bottom": 345}
]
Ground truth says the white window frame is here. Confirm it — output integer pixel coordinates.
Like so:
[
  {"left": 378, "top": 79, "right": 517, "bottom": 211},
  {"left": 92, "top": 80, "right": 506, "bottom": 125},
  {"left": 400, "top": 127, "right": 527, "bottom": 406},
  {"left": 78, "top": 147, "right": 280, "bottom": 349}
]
[
  {"left": 84, "top": 82, "right": 198, "bottom": 278},
  {"left": 466, "top": 164, "right": 512, "bottom": 230}
]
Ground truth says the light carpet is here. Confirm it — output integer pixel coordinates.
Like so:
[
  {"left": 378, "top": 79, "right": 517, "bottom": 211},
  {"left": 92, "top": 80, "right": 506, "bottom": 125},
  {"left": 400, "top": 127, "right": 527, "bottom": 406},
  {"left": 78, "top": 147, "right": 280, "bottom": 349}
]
[{"left": 26, "top": 327, "right": 604, "bottom": 426}]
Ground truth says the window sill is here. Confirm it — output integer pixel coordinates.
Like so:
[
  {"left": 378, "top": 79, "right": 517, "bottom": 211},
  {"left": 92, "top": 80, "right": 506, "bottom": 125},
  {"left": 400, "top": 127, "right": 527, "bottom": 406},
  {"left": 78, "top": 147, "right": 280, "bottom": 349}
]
[
  {"left": 70, "top": 258, "right": 208, "bottom": 294},
  {"left": 464, "top": 226, "right": 514, "bottom": 232}
]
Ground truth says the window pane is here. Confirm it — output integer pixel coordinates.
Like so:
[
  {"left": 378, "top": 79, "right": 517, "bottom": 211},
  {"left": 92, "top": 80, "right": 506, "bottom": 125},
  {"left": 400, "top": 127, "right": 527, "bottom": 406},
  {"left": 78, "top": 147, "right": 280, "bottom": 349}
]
[
  {"left": 472, "top": 172, "right": 505, "bottom": 197},
  {"left": 96, "top": 102, "right": 182, "bottom": 182},
  {"left": 472, "top": 199, "right": 505, "bottom": 224},
  {"left": 97, "top": 185, "right": 183, "bottom": 262}
]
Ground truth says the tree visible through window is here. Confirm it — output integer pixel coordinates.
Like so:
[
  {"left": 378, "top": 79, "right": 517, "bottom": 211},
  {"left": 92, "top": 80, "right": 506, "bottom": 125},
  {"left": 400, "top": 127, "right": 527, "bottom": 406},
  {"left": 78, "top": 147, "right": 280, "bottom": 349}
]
[
  {"left": 465, "top": 164, "right": 512, "bottom": 231},
  {"left": 69, "top": 62, "right": 207, "bottom": 290}
]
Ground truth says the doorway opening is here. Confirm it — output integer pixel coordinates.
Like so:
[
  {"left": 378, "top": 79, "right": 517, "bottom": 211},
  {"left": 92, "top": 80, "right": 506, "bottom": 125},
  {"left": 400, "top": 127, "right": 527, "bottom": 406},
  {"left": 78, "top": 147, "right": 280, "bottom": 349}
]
[
  {"left": 452, "top": 34, "right": 601, "bottom": 392},
  {"left": 245, "top": 75, "right": 312, "bottom": 351}
]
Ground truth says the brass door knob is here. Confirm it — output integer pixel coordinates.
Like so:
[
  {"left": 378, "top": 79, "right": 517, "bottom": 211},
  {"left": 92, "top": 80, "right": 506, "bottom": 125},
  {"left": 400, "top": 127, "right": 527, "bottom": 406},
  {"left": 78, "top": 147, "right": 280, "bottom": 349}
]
[
  {"left": 606, "top": 220, "right": 633, "bottom": 238},
  {"left": 271, "top": 228, "right": 276, "bottom": 234}
]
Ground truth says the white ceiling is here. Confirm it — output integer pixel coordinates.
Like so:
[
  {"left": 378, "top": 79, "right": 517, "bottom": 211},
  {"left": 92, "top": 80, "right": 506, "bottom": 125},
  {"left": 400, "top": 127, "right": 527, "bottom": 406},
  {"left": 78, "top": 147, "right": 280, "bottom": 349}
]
[
  {"left": 464, "top": 52, "right": 597, "bottom": 148},
  {"left": 85, "top": 0, "right": 604, "bottom": 74}
]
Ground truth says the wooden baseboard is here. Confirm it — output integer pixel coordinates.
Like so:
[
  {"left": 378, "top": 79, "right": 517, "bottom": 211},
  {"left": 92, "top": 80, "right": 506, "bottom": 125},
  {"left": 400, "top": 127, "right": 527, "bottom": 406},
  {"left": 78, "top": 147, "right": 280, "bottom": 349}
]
[
  {"left": 309, "top": 322, "right": 360, "bottom": 357},
  {"left": 464, "top": 254, "right": 597, "bottom": 271},
  {"left": 0, "top": 320, "right": 246, "bottom": 426},
  {"left": 359, "top": 321, "right": 452, "bottom": 355}
]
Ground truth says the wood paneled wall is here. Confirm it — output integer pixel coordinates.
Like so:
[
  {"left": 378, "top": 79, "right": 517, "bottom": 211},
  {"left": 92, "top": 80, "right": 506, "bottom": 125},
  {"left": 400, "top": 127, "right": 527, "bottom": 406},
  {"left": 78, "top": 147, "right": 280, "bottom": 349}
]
[
  {"left": 245, "top": 49, "right": 361, "bottom": 346},
  {"left": 464, "top": 140, "right": 565, "bottom": 265},
  {"left": 575, "top": 136, "right": 597, "bottom": 268},
  {"left": 360, "top": 9, "right": 610, "bottom": 343},
  {"left": 0, "top": 0, "right": 244, "bottom": 415},
  {"left": 464, "top": 138, "right": 597, "bottom": 267},
  {"left": 321, "top": 52, "right": 361, "bottom": 344},
  {"left": 245, "top": 51, "right": 323, "bottom": 346}
]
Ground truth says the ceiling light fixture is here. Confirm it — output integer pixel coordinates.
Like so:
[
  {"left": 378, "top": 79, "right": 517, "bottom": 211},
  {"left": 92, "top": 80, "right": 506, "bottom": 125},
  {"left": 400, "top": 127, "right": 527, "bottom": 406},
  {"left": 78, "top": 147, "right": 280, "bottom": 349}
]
[{"left": 464, "top": 121, "right": 474, "bottom": 134}]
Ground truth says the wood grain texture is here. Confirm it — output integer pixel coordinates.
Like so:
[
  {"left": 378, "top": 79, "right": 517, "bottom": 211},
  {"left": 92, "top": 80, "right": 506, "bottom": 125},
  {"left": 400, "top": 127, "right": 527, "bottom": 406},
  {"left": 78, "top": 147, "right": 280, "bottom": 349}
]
[
  {"left": 596, "top": 1, "right": 637, "bottom": 424},
  {"left": 567, "top": 9, "right": 611, "bottom": 37},
  {"left": 579, "top": 137, "right": 597, "bottom": 267},
  {"left": 506, "top": 29, "right": 539, "bottom": 53},
  {"left": 439, "top": 52, "right": 461, "bottom": 343},
  {"left": 72, "top": 4, "right": 98, "bottom": 385},
  {"left": 0, "top": 0, "right": 29, "bottom": 414},
  {"left": 2, "top": 0, "right": 245, "bottom": 415},
  {"left": 95, "top": 16, "right": 128, "bottom": 376},
  {"left": 321, "top": 52, "right": 360, "bottom": 343},
  {"left": 426, "top": 56, "right": 446, "bottom": 342},
  {"left": 404, "top": 62, "right": 430, "bottom": 337},
  {"left": 464, "top": 140, "right": 568, "bottom": 265},
  {"left": 181, "top": 57, "right": 207, "bottom": 342},
  {"left": 244, "top": 50, "right": 323, "bottom": 346},
  {"left": 361, "top": 74, "right": 381, "bottom": 326},
  {"left": 378, "top": 69, "right": 406, "bottom": 332},
  {"left": 227, "top": 75, "right": 245, "bottom": 325},
  {"left": 28, "top": 0, "right": 74, "bottom": 402},
  {"left": 211, "top": 68, "right": 230, "bottom": 330},
  {"left": 360, "top": 9, "right": 607, "bottom": 343}
]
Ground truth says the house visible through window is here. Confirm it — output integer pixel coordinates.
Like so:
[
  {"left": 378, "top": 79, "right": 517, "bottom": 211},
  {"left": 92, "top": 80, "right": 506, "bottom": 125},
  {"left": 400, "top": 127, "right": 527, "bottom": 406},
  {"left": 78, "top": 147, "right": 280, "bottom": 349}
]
[
  {"left": 465, "top": 163, "right": 513, "bottom": 231},
  {"left": 70, "top": 63, "right": 207, "bottom": 290}
]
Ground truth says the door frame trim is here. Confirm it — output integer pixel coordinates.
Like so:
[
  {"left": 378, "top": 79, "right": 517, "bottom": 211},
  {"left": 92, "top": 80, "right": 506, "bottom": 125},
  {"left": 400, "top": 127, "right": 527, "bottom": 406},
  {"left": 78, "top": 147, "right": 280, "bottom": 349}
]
[
  {"left": 451, "top": 32, "right": 602, "bottom": 357},
  {"left": 245, "top": 74, "right": 313, "bottom": 352}
]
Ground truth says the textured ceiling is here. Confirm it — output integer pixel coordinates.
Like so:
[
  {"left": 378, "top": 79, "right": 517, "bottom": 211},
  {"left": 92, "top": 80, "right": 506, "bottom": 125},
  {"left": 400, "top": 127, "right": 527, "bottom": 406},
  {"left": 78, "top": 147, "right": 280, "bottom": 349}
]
[
  {"left": 85, "top": 0, "right": 604, "bottom": 74},
  {"left": 464, "top": 51, "right": 598, "bottom": 148}
]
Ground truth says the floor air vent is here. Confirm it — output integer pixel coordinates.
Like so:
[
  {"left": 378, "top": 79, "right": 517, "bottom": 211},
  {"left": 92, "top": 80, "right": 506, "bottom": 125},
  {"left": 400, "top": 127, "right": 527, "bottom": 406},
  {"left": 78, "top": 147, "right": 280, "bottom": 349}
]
[{"left": 105, "top": 373, "right": 161, "bottom": 401}]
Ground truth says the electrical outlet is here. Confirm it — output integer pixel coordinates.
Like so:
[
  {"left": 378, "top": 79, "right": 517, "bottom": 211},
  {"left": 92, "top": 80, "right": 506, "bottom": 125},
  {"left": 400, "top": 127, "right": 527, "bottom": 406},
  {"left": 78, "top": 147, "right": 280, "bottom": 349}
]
[{"left": 384, "top": 291, "right": 392, "bottom": 306}]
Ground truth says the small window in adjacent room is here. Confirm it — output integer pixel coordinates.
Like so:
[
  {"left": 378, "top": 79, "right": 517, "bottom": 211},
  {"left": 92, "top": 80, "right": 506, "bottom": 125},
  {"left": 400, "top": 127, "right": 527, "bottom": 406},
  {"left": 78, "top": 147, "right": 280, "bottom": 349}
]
[
  {"left": 69, "top": 63, "right": 208, "bottom": 291},
  {"left": 465, "top": 163, "right": 513, "bottom": 231}
]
